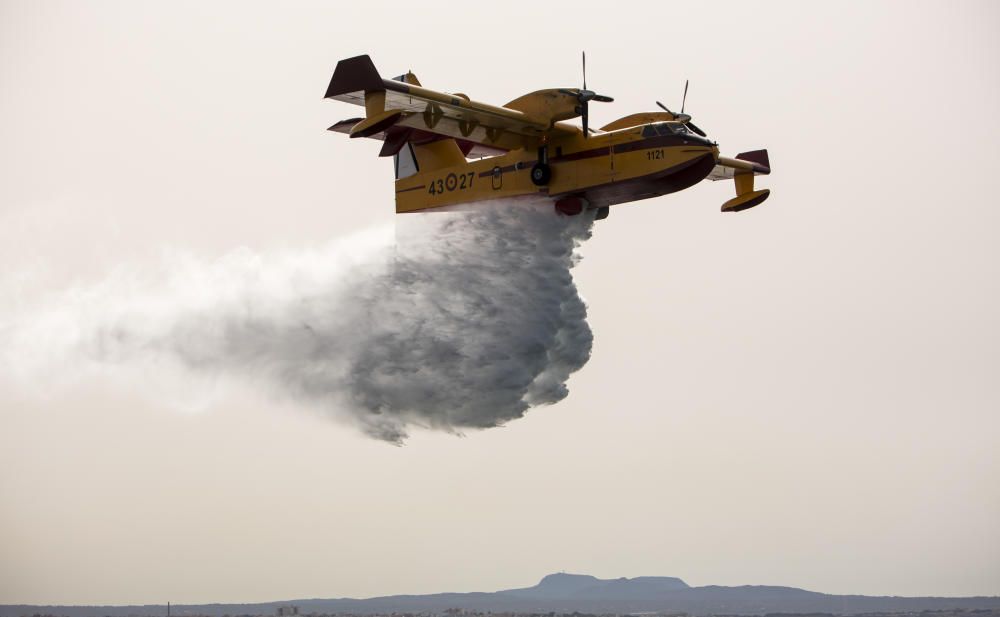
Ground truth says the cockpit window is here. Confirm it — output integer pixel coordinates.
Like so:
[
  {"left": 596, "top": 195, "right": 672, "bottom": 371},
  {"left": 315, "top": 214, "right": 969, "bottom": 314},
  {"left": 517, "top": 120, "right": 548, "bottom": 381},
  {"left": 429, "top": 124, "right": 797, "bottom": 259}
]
[
  {"left": 656, "top": 122, "right": 689, "bottom": 136},
  {"left": 645, "top": 122, "right": 691, "bottom": 137},
  {"left": 660, "top": 122, "right": 688, "bottom": 135}
]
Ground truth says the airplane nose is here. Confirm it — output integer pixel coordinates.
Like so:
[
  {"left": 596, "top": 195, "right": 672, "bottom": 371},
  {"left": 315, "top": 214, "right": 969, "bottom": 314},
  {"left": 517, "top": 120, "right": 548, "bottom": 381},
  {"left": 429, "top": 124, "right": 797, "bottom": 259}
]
[{"left": 685, "top": 134, "right": 715, "bottom": 147}]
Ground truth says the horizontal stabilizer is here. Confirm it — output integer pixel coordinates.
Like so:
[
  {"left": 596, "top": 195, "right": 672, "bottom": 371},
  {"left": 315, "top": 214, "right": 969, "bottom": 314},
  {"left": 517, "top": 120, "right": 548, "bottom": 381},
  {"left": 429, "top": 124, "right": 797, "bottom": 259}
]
[{"left": 349, "top": 109, "right": 403, "bottom": 138}]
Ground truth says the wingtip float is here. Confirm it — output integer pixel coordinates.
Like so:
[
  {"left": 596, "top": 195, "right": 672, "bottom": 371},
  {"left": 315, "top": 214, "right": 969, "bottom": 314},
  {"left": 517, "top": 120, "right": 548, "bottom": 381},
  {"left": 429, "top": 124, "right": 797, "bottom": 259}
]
[{"left": 324, "top": 54, "right": 771, "bottom": 219}]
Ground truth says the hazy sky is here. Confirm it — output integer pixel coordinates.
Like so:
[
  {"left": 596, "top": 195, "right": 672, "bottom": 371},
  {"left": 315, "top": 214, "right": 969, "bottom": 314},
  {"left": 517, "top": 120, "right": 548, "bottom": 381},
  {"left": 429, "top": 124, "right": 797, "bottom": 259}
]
[{"left": 1, "top": 0, "right": 998, "bottom": 605}]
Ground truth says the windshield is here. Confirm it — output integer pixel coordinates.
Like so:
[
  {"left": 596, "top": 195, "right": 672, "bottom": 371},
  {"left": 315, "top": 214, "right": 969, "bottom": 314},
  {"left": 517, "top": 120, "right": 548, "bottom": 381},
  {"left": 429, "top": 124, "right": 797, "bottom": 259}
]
[
  {"left": 658, "top": 122, "right": 688, "bottom": 135},
  {"left": 641, "top": 121, "right": 705, "bottom": 139},
  {"left": 644, "top": 122, "right": 690, "bottom": 137}
]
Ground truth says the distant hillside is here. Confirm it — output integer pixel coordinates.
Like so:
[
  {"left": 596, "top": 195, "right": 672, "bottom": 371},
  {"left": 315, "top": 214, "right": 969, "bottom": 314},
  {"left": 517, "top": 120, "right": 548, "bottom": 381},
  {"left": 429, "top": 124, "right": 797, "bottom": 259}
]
[
  {"left": 4, "top": 573, "right": 999, "bottom": 617},
  {"left": 500, "top": 573, "right": 691, "bottom": 600}
]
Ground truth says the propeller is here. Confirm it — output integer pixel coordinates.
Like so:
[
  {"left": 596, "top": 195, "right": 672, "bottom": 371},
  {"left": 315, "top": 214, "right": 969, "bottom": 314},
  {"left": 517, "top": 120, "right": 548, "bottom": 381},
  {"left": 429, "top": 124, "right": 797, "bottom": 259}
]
[
  {"left": 559, "top": 52, "right": 613, "bottom": 138},
  {"left": 656, "top": 79, "right": 707, "bottom": 137}
]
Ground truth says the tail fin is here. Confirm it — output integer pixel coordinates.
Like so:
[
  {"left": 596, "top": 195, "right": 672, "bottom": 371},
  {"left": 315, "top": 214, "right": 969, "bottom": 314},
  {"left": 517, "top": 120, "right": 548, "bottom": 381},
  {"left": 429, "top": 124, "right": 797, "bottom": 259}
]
[
  {"left": 325, "top": 55, "right": 390, "bottom": 127},
  {"left": 387, "top": 72, "right": 466, "bottom": 179},
  {"left": 325, "top": 55, "right": 384, "bottom": 100},
  {"left": 326, "top": 64, "right": 463, "bottom": 180},
  {"left": 390, "top": 72, "right": 417, "bottom": 180}
]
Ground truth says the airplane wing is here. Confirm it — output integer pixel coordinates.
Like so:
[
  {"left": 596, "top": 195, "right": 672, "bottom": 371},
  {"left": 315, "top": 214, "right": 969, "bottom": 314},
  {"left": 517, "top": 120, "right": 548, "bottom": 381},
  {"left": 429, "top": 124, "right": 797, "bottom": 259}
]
[
  {"left": 709, "top": 149, "right": 772, "bottom": 212},
  {"left": 324, "top": 55, "right": 575, "bottom": 154},
  {"left": 707, "top": 149, "right": 771, "bottom": 180},
  {"left": 326, "top": 117, "right": 509, "bottom": 159}
]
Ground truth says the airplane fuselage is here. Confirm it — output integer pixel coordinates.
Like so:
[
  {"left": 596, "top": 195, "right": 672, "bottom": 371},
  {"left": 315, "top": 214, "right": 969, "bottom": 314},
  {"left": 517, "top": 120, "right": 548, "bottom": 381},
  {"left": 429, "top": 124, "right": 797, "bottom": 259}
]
[
  {"left": 394, "top": 124, "right": 719, "bottom": 213},
  {"left": 323, "top": 54, "right": 769, "bottom": 216}
]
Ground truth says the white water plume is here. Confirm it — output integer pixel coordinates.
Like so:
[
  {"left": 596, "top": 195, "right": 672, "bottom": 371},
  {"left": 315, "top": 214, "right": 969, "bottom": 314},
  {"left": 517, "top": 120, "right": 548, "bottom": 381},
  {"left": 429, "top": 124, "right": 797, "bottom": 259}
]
[{"left": 1, "top": 200, "right": 596, "bottom": 443}]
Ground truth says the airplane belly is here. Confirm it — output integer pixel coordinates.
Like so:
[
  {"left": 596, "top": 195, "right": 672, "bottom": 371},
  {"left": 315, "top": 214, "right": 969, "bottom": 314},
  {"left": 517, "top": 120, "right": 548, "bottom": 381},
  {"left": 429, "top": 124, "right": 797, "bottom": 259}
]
[{"left": 579, "top": 152, "right": 717, "bottom": 208}]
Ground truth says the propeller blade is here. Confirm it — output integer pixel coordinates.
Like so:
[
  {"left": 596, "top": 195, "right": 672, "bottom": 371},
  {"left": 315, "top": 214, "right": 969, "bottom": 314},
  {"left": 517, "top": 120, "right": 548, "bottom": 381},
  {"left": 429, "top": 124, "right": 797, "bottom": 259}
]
[
  {"left": 592, "top": 94, "right": 614, "bottom": 103},
  {"left": 582, "top": 100, "right": 589, "bottom": 138},
  {"left": 582, "top": 51, "right": 587, "bottom": 91},
  {"left": 681, "top": 79, "right": 689, "bottom": 114},
  {"left": 657, "top": 100, "right": 686, "bottom": 121},
  {"left": 687, "top": 122, "right": 707, "bottom": 137},
  {"left": 659, "top": 92, "right": 706, "bottom": 135}
]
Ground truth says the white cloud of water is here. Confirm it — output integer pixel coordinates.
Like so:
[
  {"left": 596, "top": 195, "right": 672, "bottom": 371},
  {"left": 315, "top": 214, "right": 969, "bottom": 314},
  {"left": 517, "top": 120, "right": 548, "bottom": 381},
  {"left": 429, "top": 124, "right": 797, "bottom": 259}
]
[{"left": 1, "top": 201, "right": 596, "bottom": 443}]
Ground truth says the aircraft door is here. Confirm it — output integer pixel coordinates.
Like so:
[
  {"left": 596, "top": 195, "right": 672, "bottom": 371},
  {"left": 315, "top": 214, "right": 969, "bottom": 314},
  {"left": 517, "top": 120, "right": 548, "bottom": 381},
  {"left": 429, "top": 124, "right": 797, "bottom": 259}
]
[{"left": 608, "top": 132, "right": 618, "bottom": 182}]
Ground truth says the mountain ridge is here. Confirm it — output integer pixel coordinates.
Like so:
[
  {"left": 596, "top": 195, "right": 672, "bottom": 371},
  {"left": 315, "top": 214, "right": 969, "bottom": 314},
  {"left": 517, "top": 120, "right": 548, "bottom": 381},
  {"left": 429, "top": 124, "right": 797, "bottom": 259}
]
[{"left": 3, "top": 573, "right": 999, "bottom": 617}]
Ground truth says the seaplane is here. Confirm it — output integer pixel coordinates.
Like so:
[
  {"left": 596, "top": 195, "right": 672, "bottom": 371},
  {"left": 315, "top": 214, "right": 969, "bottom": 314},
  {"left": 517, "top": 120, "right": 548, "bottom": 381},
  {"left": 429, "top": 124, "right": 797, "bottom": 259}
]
[{"left": 324, "top": 53, "right": 770, "bottom": 220}]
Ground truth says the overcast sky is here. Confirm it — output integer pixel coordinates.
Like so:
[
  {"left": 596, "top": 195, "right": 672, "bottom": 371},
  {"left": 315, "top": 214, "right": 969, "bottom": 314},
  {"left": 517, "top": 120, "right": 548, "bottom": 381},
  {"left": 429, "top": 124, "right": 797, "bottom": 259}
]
[{"left": 1, "top": 0, "right": 998, "bottom": 605}]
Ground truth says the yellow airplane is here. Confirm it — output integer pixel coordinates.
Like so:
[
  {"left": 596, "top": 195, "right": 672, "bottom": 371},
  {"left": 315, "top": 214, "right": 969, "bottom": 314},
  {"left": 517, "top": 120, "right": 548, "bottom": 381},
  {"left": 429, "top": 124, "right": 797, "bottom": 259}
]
[{"left": 325, "top": 54, "right": 770, "bottom": 220}]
